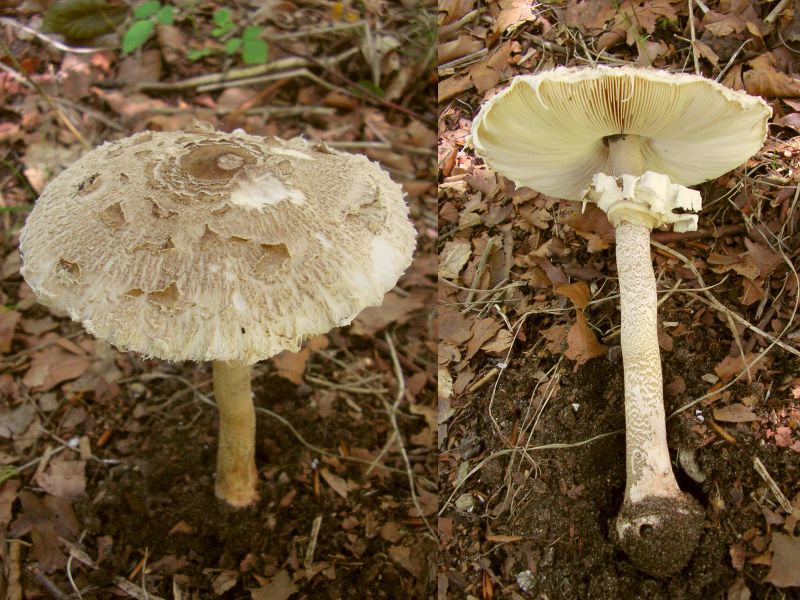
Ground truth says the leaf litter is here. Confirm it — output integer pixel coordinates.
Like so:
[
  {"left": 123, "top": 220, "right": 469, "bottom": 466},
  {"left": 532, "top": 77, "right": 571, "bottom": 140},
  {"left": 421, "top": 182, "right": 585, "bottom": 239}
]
[
  {"left": 439, "top": 0, "right": 800, "bottom": 598},
  {"left": 0, "top": 1, "right": 437, "bottom": 597}
]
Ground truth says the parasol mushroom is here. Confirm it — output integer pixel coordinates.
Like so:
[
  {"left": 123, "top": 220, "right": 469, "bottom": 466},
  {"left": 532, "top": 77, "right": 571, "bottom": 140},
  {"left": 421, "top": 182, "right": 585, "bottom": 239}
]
[
  {"left": 471, "top": 66, "right": 770, "bottom": 576},
  {"left": 19, "top": 125, "right": 416, "bottom": 507}
]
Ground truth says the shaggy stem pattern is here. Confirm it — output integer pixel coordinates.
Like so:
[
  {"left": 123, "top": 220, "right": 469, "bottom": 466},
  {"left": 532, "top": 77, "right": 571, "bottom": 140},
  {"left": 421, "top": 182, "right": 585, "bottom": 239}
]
[
  {"left": 213, "top": 360, "right": 259, "bottom": 507},
  {"left": 606, "top": 136, "right": 703, "bottom": 577}
]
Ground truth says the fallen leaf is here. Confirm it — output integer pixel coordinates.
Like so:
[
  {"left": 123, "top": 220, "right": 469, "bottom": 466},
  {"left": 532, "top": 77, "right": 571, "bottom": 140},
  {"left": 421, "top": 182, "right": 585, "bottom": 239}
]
[
  {"left": 555, "top": 282, "right": 590, "bottom": 310},
  {"left": 250, "top": 569, "right": 298, "bottom": 600},
  {"left": 439, "top": 239, "right": 472, "bottom": 279},
  {"left": 491, "top": 0, "right": 537, "bottom": 35},
  {"left": 22, "top": 347, "right": 91, "bottom": 392},
  {"left": 213, "top": 570, "right": 238, "bottom": 595},
  {"left": 0, "top": 309, "right": 21, "bottom": 353},
  {"left": 714, "top": 403, "right": 760, "bottom": 422},
  {"left": 766, "top": 533, "right": 800, "bottom": 587},
  {"left": 744, "top": 53, "right": 800, "bottom": 98},
  {"left": 438, "top": 34, "right": 483, "bottom": 64},
  {"left": 438, "top": 75, "right": 473, "bottom": 103},
  {"left": 35, "top": 456, "right": 86, "bottom": 498},
  {"left": 565, "top": 311, "right": 607, "bottom": 365},
  {"left": 465, "top": 318, "right": 502, "bottom": 359},
  {"left": 351, "top": 292, "right": 423, "bottom": 337},
  {"left": 272, "top": 336, "right": 329, "bottom": 385},
  {"left": 481, "top": 328, "right": 514, "bottom": 354},
  {"left": 388, "top": 544, "right": 423, "bottom": 578},
  {"left": 319, "top": 468, "right": 350, "bottom": 499}
]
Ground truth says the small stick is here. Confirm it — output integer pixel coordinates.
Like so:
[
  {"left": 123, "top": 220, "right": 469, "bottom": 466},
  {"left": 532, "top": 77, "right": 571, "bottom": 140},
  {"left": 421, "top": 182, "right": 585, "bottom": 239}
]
[
  {"left": 650, "top": 224, "right": 742, "bottom": 244},
  {"left": 753, "top": 457, "right": 800, "bottom": 516},
  {"left": 688, "top": 0, "right": 701, "bottom": 75},
  {"left": 303, "top": 516, "right": 323, "bottom": 569},
  {"left": 706, "top": 418, "right": 737, "bottom": 444},
  {"left": 8, "top": 539, "right": 23, "bottom": 600},
  {"left": 25, "top": 565, "right": 71, "bottom": 600}
]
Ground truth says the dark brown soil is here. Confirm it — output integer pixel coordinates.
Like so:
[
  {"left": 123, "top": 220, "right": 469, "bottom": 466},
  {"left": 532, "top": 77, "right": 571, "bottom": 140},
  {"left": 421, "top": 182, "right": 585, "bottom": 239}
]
[
  {"left": 440, "top": 306, "right": 800, "bottom": 599},
  {"left": 72, "top": 360, "right": 436, "bottom": 599}
]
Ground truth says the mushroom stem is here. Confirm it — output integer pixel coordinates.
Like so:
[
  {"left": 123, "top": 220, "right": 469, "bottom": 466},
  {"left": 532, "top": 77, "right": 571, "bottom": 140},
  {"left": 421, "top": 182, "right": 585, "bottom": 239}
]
[
  {"left": 213, "top": 360, "right": 259, "bottom": 507},
  {"left": 605, "top": 138, "right": 704, "bottom": 576},
  {"left": 615, "top": 222, "right": 681, "bottom": 502}
]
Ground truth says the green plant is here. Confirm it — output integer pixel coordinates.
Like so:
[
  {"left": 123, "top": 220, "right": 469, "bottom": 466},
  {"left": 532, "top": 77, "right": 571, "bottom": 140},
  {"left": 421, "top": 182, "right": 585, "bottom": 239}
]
[
  {"left": 122, "top": 0, "right": 174, "bottom": 54},
  {"left": 187, "top": 8, "right": 268, "bottom": 65}
]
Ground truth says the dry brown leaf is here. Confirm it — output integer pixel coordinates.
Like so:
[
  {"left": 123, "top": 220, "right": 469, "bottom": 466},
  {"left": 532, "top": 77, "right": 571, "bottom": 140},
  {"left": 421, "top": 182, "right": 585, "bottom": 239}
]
[
  {"left": 379, "top": 521, "right": 405, "bottom": 543},
  {"left": 714, "top": 353, "right": 768, "bottom": 382},
  {"left": 439, "top": 239, "right": 472, "bottom": 279},
  {"left": 388, "top": 544, "right": 423, "bottom": 578},
  {"left": 438, "top": 34, "right": 483, "bottom": 64},
  {"left": 22, "top": 347, "right": 91, "bottom": 392},
  {"left": 541, "top": 324, "right": 568, "bottom": 355},
  {"left": 565, "top": 311, "right": 607, "bottom": 365},
  {"left": 744, "top": 53, "right": 800, "bottom": 98},
  {"left": 212, "top": 571, "right": 238, "bottom": 596},
  {"left": 438, "top": 0, "right": 475, "bottom": 26},
  {"left": 481, "top": 328, "right": 514, "bottom": 355},
  {"left": 438, "top": 75, "right": 473, "bottom": 103},
  {"left": 250, "top": 570, "right": 298, "bottom": 600},
  {"left": 0, "top": 309, "right": 20, "bottom": 353},
  {"left": 0, "top": 480, "right": 20, "bottom": 529},
  {"left": 465, "top": 318, "right": 502, "bottom": 359},
  {"left": 35, "top": 456, "right": 86, "bottom": 498},
  {"left": 726, "top": 577, "right": 751, "bottom": 600},
  {"left": 490, "top": 0, "right": 537, "bottom": 35},
  {"left": 713, "top": 403, "right": 760, "bottom": 422},
  {"left": 766, "top": 533, "right": 800, "bottom": 587},
  {"left": 565, "top": 0, "right": 617, "bottom": 33},
  {"left": 468, "top": 42, "right": 518, "bottom": 94},
  {"left": 692, "top": 40, "right": 720, "bottom": 66},
  {"left": 555, "top": 282, "right": 590, "bottom": 310},
  {"left": 351, "top": 291, "right": 423, "bottom": 337},
  {"left": 272, "top": 336, "right": 329, "bottom": 385},
  {"left": 319, "top": 468, "right": 351, "bottom": 499}
]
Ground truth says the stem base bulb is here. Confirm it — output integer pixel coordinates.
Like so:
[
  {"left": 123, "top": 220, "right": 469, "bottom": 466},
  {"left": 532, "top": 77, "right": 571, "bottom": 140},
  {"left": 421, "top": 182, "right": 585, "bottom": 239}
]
[{"left": 615, "top": 493, "right": 704, "bottom": 577}]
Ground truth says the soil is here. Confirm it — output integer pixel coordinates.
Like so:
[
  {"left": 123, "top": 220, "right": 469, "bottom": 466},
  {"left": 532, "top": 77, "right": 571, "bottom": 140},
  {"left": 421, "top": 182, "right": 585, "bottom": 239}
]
[
  {"left": 72, "top": 356, "right": 437, "bottom": 599},
  {"left": 440, "top": 301, "right": 800, "bottom": 599}
]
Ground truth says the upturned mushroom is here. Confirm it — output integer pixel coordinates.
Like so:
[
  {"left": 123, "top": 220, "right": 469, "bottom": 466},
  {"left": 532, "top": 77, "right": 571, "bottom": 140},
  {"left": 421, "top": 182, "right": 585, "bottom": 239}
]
[
  {"left": 471, "top": 66, "right": 770, "bottom": 576},
  {"left": 19, "top": 125, "right": 416, "bottom": 508}
]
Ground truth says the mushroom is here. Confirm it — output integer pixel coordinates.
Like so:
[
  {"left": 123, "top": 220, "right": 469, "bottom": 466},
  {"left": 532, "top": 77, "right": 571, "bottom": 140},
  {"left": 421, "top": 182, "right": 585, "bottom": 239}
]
[
  {"left": 19, "top": 126, "right": 416, "bottom": 507},
  {"left": 471, "top": 66, "right": 771, "bottom": 576}
]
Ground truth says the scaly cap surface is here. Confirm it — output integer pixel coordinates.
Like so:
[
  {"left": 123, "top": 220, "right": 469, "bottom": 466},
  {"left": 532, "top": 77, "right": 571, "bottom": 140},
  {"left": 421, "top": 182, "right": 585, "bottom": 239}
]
[{"left": 20, "top": 129, "right": 416, "bottom": 364}]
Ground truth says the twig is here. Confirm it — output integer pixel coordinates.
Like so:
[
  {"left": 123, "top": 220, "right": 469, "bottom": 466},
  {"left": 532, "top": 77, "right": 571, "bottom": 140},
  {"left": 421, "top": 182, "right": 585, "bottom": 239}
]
[
  {"left": 383, "top": 332, "right": 435, "bottom": 537},
  {"left": 61, "top": 540, "right": 165, "bottom": 600},
  {"left": 303, "top": 516, "right": 323, "bottom": 569},
  {"left": 0, "top": 18, "right": 114, "bottom": 53},
  {"left": 753, "top": 457, "right": 799, "bottom": 516},
  {"left": 650, "top": 224, "right": 743, "bottom": 243},
  {"left": 8, "top": 539, "right": 23, "bottom": 600},
  {"left": 137, "top": 49, "right": 358, "bottom": 91},
  {"left": 688, "top": 0, "right": 701, "bottom": 75},
  {"left": 765, "top": 0, "right": 792, "bottom": 24},
  {"left": 25, "top": 565, "right": 71, "bottom": 600}
]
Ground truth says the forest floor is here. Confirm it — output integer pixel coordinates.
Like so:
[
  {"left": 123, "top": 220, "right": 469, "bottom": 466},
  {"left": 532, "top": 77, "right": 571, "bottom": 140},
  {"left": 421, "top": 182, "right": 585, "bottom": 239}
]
[
  {"left": 438, "top": 1, "right": 800, "bottom": 599},
  {"left": 1, "top": 1, "right": 437, "bottom": 599}
]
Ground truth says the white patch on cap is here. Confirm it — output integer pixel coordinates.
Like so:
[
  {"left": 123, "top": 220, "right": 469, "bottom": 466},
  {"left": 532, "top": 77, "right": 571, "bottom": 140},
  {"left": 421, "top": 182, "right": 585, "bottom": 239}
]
[
  {"left": 271, "top": 147, "right": 312, "bottom": 160},
  {"left": 314, "top": 232, "right": 333, "bottom": 248},
  {"left": 230, "top": 174, "right": 306, "bottom": 209},
  {"left": 370, "top": 236, "right": 402, "bottom": 290},
  {"left": 232, "top": 291, "right": 246, "bottom": 312}
]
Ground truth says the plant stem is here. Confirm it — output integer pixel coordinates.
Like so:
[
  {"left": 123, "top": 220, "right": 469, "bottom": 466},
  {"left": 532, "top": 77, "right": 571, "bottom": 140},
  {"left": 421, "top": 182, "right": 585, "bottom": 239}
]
[{"left": 213, "top": 360, "right": 258, "bottom": 507}]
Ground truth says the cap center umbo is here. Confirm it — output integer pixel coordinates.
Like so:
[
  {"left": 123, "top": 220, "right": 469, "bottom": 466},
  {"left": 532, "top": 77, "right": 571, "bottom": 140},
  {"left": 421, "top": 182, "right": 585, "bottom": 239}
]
[{"left": 180, "top": 144, "right": 256, "bottom": 180}]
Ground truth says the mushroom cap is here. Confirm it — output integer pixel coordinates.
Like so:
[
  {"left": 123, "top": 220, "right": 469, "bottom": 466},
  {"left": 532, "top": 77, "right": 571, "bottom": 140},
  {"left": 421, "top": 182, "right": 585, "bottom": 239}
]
[
  {"left": 471, "top": 66, "right": 772, "bottom": 201},
  {"left": 20, "top": 128, "right": 416, "bottom": 364}
]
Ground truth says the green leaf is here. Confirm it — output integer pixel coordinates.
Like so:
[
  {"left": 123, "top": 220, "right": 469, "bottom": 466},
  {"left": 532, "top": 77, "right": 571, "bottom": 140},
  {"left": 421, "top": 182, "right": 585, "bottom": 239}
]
[
  {"left": 42, "top": 0, "right": 128, "bottom": 41},
  {"left": 355, "top": 79, "right": 384, "bottom": 97},
  {"left": 187, "top": 48, "right": 212, "bottom": 60},
  {"left": 213, "top": 8, "right": 231, "bottom": 26},
  {"left": 122, "top": 19, "right": 155, "bottom": 53},
  {"left": 133, "top": 0, "right": 160, "bottom": 19},
  {"left": 241, "top": 39, "right": 267, "bottom": 64},
  {"left": 224, "top": 38, "right": 242, "bottom": 55},
  {"left": 156, "top": 5, "right": 173, "bottom": 25},
  {"left": 241, "top": 25, "right": 262, "bottom": 41}
]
